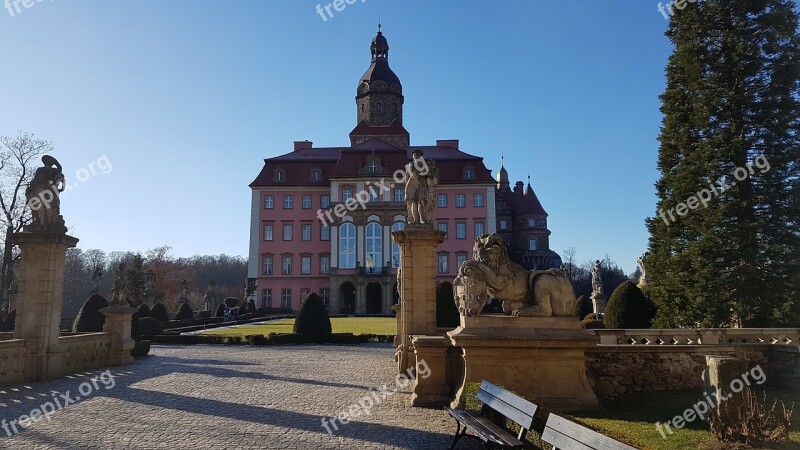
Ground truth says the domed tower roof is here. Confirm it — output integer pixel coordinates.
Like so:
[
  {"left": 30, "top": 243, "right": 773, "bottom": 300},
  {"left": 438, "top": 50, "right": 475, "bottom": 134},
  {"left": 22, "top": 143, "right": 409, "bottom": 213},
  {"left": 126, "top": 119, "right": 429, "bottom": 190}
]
[
  {"left": 360, "top": 25, "right": 401, "bottom": 85},
  {"left": 354, "top": 25, "right": 406, "bottom": 137}
]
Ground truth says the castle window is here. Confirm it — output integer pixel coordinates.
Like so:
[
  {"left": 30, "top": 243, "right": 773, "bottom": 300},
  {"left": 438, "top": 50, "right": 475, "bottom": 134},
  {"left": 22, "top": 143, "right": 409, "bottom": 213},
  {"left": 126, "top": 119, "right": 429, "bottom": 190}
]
[
  {"left": 455, "top": 194, "right": 466, "bottom": 208},
  {"left": 438, "top": 194, "right": 447, "bottom": 208},
  {"left": 474, "top": 222, "right": 485, "bottom": 238},
  {"left": 464, "top": 168, "right": 474, "bottom": 180},
  {"left": 339, "top": 223, "right": 356, "bottom": 269},
  {"left": 391, "top": 221, "right": 405, "bottom": 267},
  {"left": 529, "top": 239, "right": 538, "bottom": 251},
  {"left": 457, "top": 253, "right": 468, "bottom": 269},
  {"left": 474, "top": 194, "right": 484, "bottom": 207},
  {"left": 456, "top": 223, "right": 466, "bottom": 239},
  {"left": 264, "top": 195, "right": 274, "bottom": 209},
  {"left": 311, "top": 170, "right": 322, "bottom": 182},
  {"left": 369, "top": 160, "right": 379, "bottom": 173},
  {"left": 528, "top": 218, "right": 536, "bottom": 227},
  {"left": 500, "top": 219, "right": 508, "bottom": 230},
  {"left": 438, "top": 254, "right": 449, "bottom": 274},
  {"left": 343, "top": 188, "right": 353, "bottom": 202},
  {"left": 377, "top": 102, "right": 382, "bottom": 111},
  {"left": 273, "top": 169, "right": 285, "bottom": 182}
]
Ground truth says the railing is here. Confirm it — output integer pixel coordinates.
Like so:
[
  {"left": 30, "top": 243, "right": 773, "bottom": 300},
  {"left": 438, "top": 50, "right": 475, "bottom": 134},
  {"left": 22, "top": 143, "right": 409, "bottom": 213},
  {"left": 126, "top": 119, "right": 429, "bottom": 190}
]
[
  {"left": 593, "top": 328, "right": 800, "bottom": 346},
  {"left": 59, "top": 332, "right": 112, "bottom": 374},
  {"left": 357, "top": 266, "right": 394, "bottom": 276},
  {"left": 0, "top": 339, "right": 28, "bottom": 384}
]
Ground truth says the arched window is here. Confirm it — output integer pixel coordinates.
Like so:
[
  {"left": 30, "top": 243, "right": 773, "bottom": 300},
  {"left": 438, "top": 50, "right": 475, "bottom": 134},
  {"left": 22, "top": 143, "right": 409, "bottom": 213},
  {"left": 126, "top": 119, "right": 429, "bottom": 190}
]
[
  {"left": 339, "top": 223, "right": 356, "bottom": 269},
  {"left": 391, "top": 221, "right": 405, "bottom": 267},
  {"left": 365, "top": 222, "right": 382, "bottom": 271}
]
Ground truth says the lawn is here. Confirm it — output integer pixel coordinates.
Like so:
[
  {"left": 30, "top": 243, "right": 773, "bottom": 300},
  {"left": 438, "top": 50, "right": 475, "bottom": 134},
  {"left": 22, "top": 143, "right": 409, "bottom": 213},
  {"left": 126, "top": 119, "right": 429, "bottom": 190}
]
[
  {"left": 197, "top": 317, "right": 396, "bottom": 337},
  {"left": 464, "top": 383, "right": 800, "bottom": 450}
]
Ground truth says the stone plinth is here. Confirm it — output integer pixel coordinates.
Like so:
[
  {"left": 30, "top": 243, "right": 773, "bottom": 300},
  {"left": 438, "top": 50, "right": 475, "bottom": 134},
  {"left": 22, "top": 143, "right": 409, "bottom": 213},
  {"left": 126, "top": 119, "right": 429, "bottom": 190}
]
[
  {"left": 411, "top": 335, "right": 452, "bottom": 407},
  {"left": 448, "top": 315, "right": 600, "bottom": 412},
  {"left": 10, "top": 232, "right": 79, "bottom": 381},
  {"left": 100, "top": 306, "right": 137, "bottom": 366},
  {"left": 392, "top": 226, "right": 446, "bottom": 375},
  {"left": 591, "top": 292, "right": 608, "bottom": 314}
]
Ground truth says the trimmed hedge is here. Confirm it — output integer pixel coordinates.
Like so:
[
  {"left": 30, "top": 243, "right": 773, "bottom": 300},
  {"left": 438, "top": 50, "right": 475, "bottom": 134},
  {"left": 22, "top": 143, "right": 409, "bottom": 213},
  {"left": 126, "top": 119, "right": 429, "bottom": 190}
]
[
  {"left": 294, "top": 293, "right": 332, "bottom": 336},
  {"left": 151, "top": 302, "right": 169, "bottom": 324},
  {"left": 237, "top": 305, "right": 248, "bottom": 315},
  {"left": 604, "top": 281, "right": 654, "bottom": 329},
  {"left": 176, "top": 303, "right": 194, "bottom": 321},
  {"left": 138, "top": 304, "right": 152, "bottom": 318},
  {"left": 0, "top": 310, "right": 15, "bottom": 332},
  {"left": 435, "top": 282, "right": 460, "bottom": 329},
  {"left": 573, "top": 295, "right": 593, "bottom": 319},
  {"left": 131, "top": 340, "right": 151, "bottom": 358},
  {"left": 224, "top": 297, "right": 239, "bottom": 308},
  {"left": 131, "top": 312, "right": 142, "bottom": 341},
  {"left": 247, "top": 299, "right": 257, "bottom": 314},
  {"left": 72, "top": 294, "right": 109, "bottom": 332},
  {"left": 215, "top": 303, "right": 226, "bottom": 317},
  {"left": 140, "top": 317, "right": 164, "bottom": 339}
]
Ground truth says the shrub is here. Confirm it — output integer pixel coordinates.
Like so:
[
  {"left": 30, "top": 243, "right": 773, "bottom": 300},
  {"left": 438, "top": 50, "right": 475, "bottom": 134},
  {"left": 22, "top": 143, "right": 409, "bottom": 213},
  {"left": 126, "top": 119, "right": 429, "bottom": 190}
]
[
  {"left": 131, "top": 312, "right": 142, "bottom": 341},
  {"left": 246, "top": 334, "right": 268, "bottom": 345},
  {"left": 138, "top": 304, "right": 152, "bottom": 318},
  {"left": 709, "top": 389, "right": 794, "bottom": 445},
  {"left": 293, "top": 293, "right": 332, "bottom": 336},
  {"left": 151, "top": 302, "right": 170, "bottom": 324},
  {"left": 215, "top": 303, "right": 226, "bottom": 317},
  {"left": 0, "top": 310, "right": 15, "bottom": 332},
  {"left": 140, "top": 317, "right": 164, "bottom": 339},
  {"left": 176, "top": 303, "right": 194, "bottom": 321},
  {"left": 224, "top": 297, "right": 239, "bottom": 308},
  {"left": 573, "top": 295, "right": 593, "bottom": 319},
  {"left": 604, "top": 281, "right": 653, "bottom": 329},
  {"left": 435, "top": 282, "right": 460, "bottom": 329},
  {"left": 72, "top": 294, "right": 109, "bottom": 332},
  {"left": 584, "top": 313, "right": 599, "bottom": 321},
  {"left": 581, "top": 318, "right": 606, "bottom": 329},
  {"left": 131, "top": 340, "right": 151, "bottom": 358},
  {"left": 247, "top": 299, "right": 257, "bottom": 314},
  {"left": 237, "top": 305, "right": 249, "bottom": 315}
]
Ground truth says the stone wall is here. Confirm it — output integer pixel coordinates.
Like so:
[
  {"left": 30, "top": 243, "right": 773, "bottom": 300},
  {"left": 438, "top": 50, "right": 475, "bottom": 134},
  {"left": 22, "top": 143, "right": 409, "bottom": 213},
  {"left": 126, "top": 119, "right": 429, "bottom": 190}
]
[
  {"left": 60, "top": 333, "right": 112, "bottom": 374},
  {"left": 586, "top": 347, "right": 771, "bottom": 402},
  {"left": 0, "top": 339, "right": 28, "bottom": 385}
]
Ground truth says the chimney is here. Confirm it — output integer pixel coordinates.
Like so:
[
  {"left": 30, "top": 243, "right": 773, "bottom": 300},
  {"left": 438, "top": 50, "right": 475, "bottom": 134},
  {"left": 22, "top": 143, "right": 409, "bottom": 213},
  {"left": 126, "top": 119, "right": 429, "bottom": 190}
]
[
  {"left": 436, "top": 139, "right": 459, "bottom": 150},
  {"left": 294, "top": 140, "right": 313, "bottom": 151}
]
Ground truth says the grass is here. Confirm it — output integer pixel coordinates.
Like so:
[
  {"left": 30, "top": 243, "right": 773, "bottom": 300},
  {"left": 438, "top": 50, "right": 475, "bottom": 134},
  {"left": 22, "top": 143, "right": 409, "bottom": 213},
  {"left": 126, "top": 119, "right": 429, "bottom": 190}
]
[
  {"left": 197, "top": 317, "right": 396, "bottom": 337},
  {"left": 463, "top": 382, "right": 800, "bottom": 450}
]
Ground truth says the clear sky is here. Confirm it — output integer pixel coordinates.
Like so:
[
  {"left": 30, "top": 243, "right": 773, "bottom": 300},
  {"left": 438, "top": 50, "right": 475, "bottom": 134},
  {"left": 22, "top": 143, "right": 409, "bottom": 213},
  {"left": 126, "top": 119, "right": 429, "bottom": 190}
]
[{"left": 0, "top": 0, "right": 678, "bottom": 273}]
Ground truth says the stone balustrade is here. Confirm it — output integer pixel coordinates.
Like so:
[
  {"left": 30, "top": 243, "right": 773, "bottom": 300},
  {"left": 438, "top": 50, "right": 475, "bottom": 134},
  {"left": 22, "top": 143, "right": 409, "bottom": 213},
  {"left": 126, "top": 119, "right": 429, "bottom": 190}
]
[
  {"left": 593, "top": 328, "right": 800, "bottom": 346},
  {"left": 0, "top": 339, "right": 28, "bottom": 385},
  {"left": 0, "top": 332, "right": 14, "bottom": 341},
  {"left": 59, "top": 333, "right": 112, "bottom": 374}
]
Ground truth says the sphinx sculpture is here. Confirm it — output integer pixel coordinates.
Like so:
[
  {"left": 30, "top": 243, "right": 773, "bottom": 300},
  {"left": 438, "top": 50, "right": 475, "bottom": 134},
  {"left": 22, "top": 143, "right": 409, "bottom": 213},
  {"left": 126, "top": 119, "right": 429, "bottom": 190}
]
[{"left": 453, "top": 234, "right": 577, "bottom": 317}]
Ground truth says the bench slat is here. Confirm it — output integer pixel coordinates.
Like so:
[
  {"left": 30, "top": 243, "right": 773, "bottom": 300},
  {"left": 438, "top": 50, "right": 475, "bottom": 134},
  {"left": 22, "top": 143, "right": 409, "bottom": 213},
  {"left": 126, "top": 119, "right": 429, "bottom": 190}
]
[
  {"left": 543, "top": 415, "right": 637, "bottom": 450},
  {"left": 446, "top": 408, "right": 525, "bottom": 447},
  {"left": 477, "top": 381, "right": 537, "bottom": 430}
]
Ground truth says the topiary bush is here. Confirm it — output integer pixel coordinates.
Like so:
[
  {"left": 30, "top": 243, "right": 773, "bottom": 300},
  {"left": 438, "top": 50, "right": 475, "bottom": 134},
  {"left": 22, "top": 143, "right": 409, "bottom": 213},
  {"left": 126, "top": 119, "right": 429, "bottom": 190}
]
[
  {"left": 131, "top": 340, "right": 150, "bottom": 358},
  {"left": 138, "top": 304, "right": 152, "bottom": 318},
  {"left": 224, "top": 297, "right": 239, "bottom": 308},
  {"left": 238, "top": 305, "right": 249, "bottom": 315},
  {"left": 215, "top": 303, "right": 226, "bottom": 317},
  {"left": 247, "top": 299, "right": 257, "bottom": 314},
  {"left": 131, "top": 312, "right": 142, "bottom": 341},
  {"left": 176, "top": 303, "right": 194, "bottom": 321},
  {"left": 140, "top": 317, "right": 164, "bottom": 339},
  {"left": 581, "top": 317, "right": 606, "bottom": 329},
  {"left": 293, "top": 292, "right": 332, "bottom": 338},
  {"left": 573, "top": 295, "right": 593, "bottom": 319},
  {"left": 436, "top": 281, "right": 460, "bottom": 329},
  {"left": 603, "top": 281, "right": 653, "bottom": 329},
  {"left": 0, "top": 310, "right": 15, "bottom": 332},
  {"left": 151, "top": 302, "right": 169, "bottom": 324},
  {"left": 72, "top": 294, "right": 109, "bottom": 332}
]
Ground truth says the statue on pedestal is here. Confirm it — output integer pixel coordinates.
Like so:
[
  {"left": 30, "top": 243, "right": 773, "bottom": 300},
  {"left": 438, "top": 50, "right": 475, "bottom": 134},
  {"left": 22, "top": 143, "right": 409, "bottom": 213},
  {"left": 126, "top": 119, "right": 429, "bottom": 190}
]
[
  {"left": 25, "top": 155, "right": 67, "bottom": 234},
  {"left": 179, "top": 280, "right": 189, "bottom": 302},
  {"left": 404, "top": 150, "right": 439, "bottom": 225},
  {"left": 90, "top": 266, "right": 103, "bottom": 294},
  {"left": 637, "top": 253, "right": 649, "bottom": 286},
  {"left": 110, "top": 264, "right": 126, "bottom": 306},
  {"left": 453, "top": 234, "right": 576, "bottom": 317},
  {"left": 591, "top": 260, "right": 604, "bottom": 295}
]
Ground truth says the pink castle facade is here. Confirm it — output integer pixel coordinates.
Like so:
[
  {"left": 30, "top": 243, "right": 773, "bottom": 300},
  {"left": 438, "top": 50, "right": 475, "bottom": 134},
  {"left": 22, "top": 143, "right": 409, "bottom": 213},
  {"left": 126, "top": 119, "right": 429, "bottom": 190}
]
[{"left": 248, "top": 30, "right": 561, "bottom": 314}]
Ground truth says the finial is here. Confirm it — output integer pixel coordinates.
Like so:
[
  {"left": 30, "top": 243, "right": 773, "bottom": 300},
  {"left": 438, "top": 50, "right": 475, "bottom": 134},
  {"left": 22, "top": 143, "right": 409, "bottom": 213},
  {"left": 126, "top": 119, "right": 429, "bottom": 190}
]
[
  {"left": 378, "top": 21, "right": 381, "bottom": 33},
  {"left": 501, "top": 154, "right": 504, "bottom": 166},
  {"left": 527, "top": 173, "right": 531, "bottom": 186}
]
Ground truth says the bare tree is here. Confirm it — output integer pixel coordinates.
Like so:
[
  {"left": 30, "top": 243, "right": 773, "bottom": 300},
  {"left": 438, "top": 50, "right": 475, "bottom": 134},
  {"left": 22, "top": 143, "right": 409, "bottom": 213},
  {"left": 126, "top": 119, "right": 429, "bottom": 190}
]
[
  {"left": 562, "top": 246, "right": 577, "bottom": 283},
  {"left": 0, "top": 132, "right": 52, "bottom": 311}
]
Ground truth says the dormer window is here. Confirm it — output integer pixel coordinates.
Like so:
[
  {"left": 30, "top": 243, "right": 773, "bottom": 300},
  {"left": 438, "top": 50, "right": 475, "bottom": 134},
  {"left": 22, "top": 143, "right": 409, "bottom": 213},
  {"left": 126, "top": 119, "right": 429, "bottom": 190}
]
[
  {"left": 463, "top": 166, "right": 475, "bottom": 180},
  {"left": 369, "top": 160, "right": 379, "bottom": 174},
  {"left": 273, "top": 169, "right": 285, "bottom": 182},
  {"left": 311, "top": 169, "right": 322, "bottom": 182}
]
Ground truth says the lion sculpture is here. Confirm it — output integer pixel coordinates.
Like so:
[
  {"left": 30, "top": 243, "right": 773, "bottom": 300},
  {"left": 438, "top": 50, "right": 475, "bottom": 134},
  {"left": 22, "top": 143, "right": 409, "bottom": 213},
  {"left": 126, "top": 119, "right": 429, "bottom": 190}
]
[{"left": 454, "top": 234, "right": 576, "bottom": 317}]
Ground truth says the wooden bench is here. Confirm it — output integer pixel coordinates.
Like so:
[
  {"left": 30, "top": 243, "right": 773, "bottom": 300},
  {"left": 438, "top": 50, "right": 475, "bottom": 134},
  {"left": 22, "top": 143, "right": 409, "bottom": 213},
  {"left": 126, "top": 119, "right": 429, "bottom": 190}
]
[
  {"left": 542, "top": 414, "right": 638, "bottom": 450},
  {"left": 445, "top": 380, "right": 538, "bottom": 449}
]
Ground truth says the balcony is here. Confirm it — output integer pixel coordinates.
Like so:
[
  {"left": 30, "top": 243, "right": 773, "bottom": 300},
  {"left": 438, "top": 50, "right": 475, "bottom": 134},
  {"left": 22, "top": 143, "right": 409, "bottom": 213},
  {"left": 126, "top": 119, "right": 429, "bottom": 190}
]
[{"left": 357, "top": 265, "right": 394, "bottom": 277}]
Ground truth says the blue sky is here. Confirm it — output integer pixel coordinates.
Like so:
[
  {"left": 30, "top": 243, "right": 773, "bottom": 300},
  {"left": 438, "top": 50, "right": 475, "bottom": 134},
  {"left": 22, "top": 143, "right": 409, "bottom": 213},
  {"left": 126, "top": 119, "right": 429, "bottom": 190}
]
[{"left": 0, "top": 1, "right": 677, "bottom": 273}]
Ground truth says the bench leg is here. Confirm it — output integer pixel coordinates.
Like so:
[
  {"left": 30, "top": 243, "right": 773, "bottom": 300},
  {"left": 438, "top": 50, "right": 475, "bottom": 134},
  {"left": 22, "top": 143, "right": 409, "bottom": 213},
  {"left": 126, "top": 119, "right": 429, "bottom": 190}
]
[{"left": 450, "top": 422, "right": 465, "bottom": 450}]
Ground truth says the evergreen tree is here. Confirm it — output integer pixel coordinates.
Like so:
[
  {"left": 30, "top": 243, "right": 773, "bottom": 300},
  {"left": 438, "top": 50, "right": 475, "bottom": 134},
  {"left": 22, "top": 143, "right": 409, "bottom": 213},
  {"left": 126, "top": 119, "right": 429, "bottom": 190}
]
[{"left": 647, "top": 0, "right": 800, "bottom": 327}]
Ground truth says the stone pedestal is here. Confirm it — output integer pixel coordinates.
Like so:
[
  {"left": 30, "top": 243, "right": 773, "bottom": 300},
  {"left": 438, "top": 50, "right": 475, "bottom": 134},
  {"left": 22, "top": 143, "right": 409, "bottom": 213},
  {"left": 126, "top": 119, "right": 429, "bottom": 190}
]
[
  {"left": 391, "top": 304, "right": 401, "bottom": 347},
  {"left": 392, "top": 226, "right": 446, "bottom": 375},
  {"left": 447, "top": 315, "right": 600, "bottom": 412},
  {"left": 591, "top": 292, "right": 608, "bottom": 314},
  {"left": 704, "top": 356, "right": 750, "bottom": 426},
  {"left": 100, "top": 306, "right": 137, "bottom": 366},
  {"left": 411, "top": 335, "right": 452, "bottom": 406},
  {"left": 10, "top": 232, "right": 79, "bottom": 381}
]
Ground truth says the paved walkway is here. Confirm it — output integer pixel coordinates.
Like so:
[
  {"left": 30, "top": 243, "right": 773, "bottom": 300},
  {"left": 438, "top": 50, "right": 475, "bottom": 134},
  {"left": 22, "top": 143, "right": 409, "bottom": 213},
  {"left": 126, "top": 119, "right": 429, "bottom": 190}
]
[{"left": 0, "top": 344, "right": 480, "bottom": 450}]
